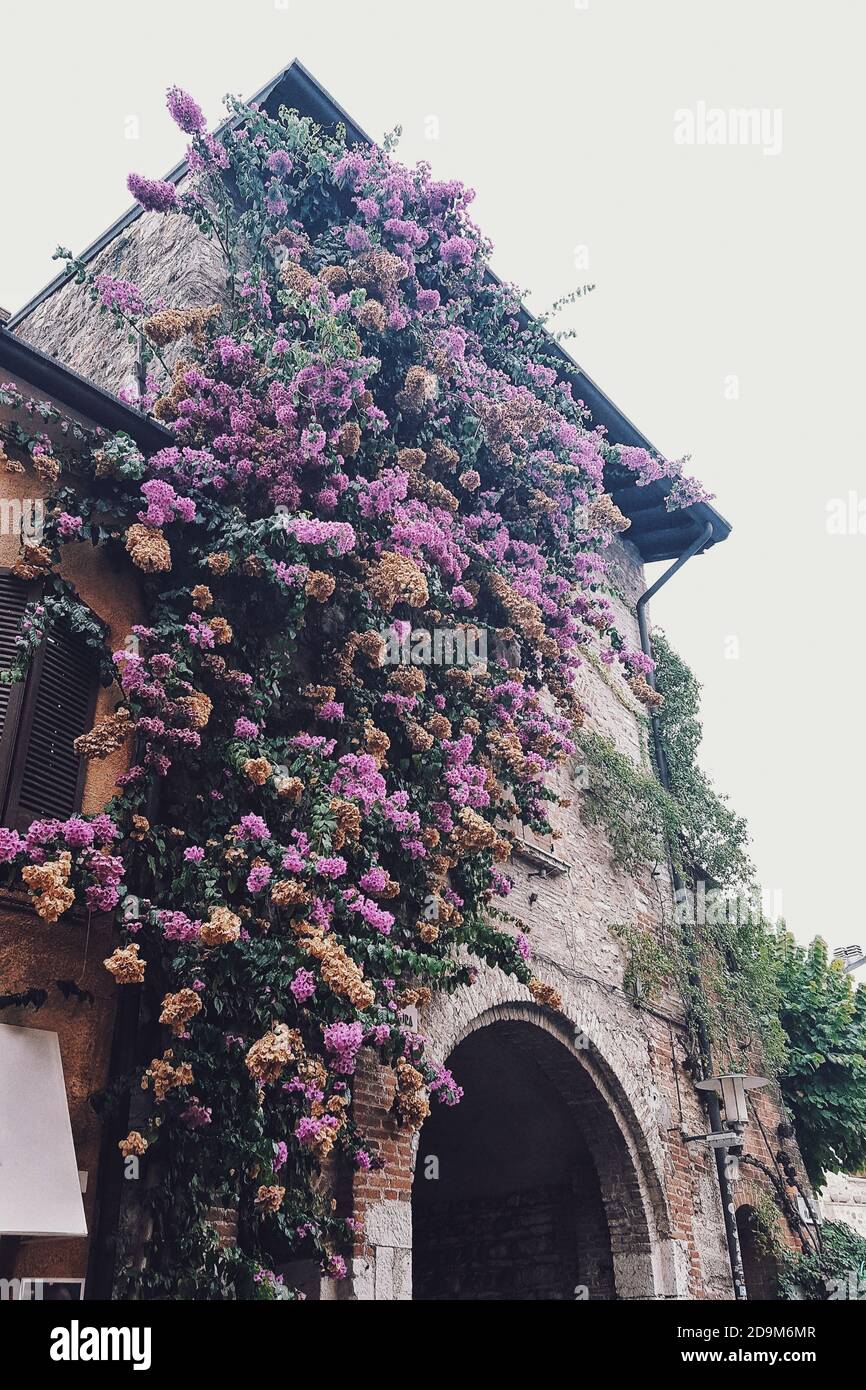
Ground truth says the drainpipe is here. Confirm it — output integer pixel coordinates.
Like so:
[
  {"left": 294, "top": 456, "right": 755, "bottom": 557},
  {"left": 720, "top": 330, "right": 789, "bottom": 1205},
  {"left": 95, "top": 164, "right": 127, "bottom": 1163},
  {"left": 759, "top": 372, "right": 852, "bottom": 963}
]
[
  {"left": 636, "top": 522, "right": 748, "bottom": 1301},
  {"left": 636, "top": 521, "right": 713, "bottom": 787}
]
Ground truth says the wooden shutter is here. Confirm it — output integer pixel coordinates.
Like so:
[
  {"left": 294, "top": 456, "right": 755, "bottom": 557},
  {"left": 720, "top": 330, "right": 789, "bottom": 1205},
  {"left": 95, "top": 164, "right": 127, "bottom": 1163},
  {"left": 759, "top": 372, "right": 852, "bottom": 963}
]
[
  {"left": 0, "top": 571, "right": 97, "bottom": 829},
  {"left": 14, "top": 628, "right": 96, "bottom": 824},
  {"left": 0, "top": 571, "right": 31, "bottom": 813}
]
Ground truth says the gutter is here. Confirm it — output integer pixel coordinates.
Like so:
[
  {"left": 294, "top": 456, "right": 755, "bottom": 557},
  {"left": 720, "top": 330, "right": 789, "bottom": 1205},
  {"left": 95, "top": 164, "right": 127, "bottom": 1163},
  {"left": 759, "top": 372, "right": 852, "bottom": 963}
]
[
  {"left": 636, "top": 521, "right": 713, "bottom": 785},
  {"left": 636, "top": 523, "right": 749, "bottom": 1302},
  {"left": 0, "top": 324, "right": 173, "bottom": 452}
]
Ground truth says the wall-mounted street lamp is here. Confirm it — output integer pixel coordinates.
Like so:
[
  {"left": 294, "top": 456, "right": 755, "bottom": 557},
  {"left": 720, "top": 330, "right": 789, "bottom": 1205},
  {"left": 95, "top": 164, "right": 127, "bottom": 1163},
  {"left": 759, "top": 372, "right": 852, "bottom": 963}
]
[
  {"left": 834, "top": 944, "right": 866, "bottom": 974},
  {"left": 695, "top": 1073, "right": 769, "bottom": 1130},
  {"left": 682, "top": 1073, "right": 770, "bottom": 1301}
]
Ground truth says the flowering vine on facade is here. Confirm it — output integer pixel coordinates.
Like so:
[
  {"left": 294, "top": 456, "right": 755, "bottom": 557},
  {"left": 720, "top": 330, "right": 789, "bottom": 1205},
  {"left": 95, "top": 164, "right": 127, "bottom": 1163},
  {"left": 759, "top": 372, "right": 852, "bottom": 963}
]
[{"left": 0, "top": 84, "right": 713, "bottom": 1297}]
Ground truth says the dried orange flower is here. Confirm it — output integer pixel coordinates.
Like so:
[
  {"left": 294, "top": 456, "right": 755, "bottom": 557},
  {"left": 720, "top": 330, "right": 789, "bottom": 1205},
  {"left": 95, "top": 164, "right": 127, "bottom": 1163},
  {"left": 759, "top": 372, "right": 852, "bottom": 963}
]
[
  {"left": 394, "top": 1060, "right": 430, "bottom": 1128},
  {"left": 529, "top": 978, "right": 563, "bottom": 1011},
  {"left": 12, "top": 543, "right": 53, "bottom": 580},
  {"left": 396, "top": 447, "right": 426, "bottom": 472},
  {"left": 628, "top": 674, "right": 664, "bottom": 710},
  {"left": 204, "top": 551, "right": 232, "bottom": 575},
  {"left": 143, "top": 1049, "right": 194, "bottom": 1102},
  {"left": 254, "top": 1184, "right": 286, "bottom": 1213},
  {"left": 271, "top": 878, "right": 309, "bottom": 909},
  {"left": 349, "top": 248, "right": 408, "bottom": 300},
  {"left": 357, "top": 299, "right": 387, "bottom": 332},
  {"left": 320, "top": 264, "right": 349, "bottom": 293},
  {"left": 125, "top": 523, "right": 171, "bottom": 574},
  {"left": 367, "top": 551, "right": 429, "bottom": 612},
  {"left": 33, "top": 453, "right": 61, "bottom": 484},
  {"left": 301, "top": 932, "right": 375, "bottom": 1010},
  {"left": 200, "top": 906, "right": 241, "bottom": 947},
  {"left": 404, "top": 719, "right": 434, "bottom": 754},
  {"left": 243, "top": 757, "right": 272, "bottom": 786},
  {"left": 331, "top": 798, "right": 361, "bottom": 843},
  {"left": 104, "top": 942, "right": 146, "bottom": 984},
  {"left": 428, "top": 439, "right": 459, "bottom": 471},
  {"left": 397, "top": 365, "right": 438, "bottom": 412},
  {"left": 245, "top": 1024, "right": 301, "bottom": 1084},
  {"left": 21, "top": 851, "right": 74, "bottom": 922},
  {"left": 178, "top": 691, "right": 213, "bottom": 730},
  {"left": 159, "top": 988, "right": 203, "bottom": 1036},
  {"left": 74, "top": 707, "right": 133, "bottom": 760},
  {"left": 275, "top": 775, "right": 304, "bottom": 802},
  {"left": 587, "top": 493, "right": 631, "bottom": 534},
  {"left": 142, "top": 303, "right": 220, "bottom": 347},
  {"left": 362, "top": 720, "right": 390, "bottom": 766},
  {"left": 336, "top": 420, "right": 360, "bottom": 456},
  {"left": 190, "top": 584, "right": 213, "bottom": 610},
  {"left": 305, "top": 570, "right": 335, "bottom": 602},
  {"left": 118, "top": 1131, "right": 148, "bottom": 1158}
]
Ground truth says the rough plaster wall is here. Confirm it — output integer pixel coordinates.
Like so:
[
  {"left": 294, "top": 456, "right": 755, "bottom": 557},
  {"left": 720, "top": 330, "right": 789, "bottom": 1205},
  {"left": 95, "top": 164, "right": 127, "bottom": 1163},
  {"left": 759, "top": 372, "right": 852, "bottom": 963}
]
[
  {"left": 0, "top": 396, "right": 141, "bottom": 1282},
  {"left": 15, "top": 188, "right": 224, "bottom": 398}
]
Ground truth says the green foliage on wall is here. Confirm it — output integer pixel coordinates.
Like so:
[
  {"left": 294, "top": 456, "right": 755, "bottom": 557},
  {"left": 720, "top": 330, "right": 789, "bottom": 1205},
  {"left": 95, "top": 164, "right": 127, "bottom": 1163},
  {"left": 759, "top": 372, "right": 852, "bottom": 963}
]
[{"left": 772, "top": 933, "right": 866, "bottom": 1188}]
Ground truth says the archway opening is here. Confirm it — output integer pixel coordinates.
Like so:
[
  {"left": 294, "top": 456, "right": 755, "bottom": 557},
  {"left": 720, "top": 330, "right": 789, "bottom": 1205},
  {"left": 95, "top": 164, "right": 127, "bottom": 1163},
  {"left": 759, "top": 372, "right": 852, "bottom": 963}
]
[
  {"left": 736, "top": 1205, "right": 778, "bottom": 1300},
  {"left": 412, "top": 1019, "right": 652, "bottom": 1300}
]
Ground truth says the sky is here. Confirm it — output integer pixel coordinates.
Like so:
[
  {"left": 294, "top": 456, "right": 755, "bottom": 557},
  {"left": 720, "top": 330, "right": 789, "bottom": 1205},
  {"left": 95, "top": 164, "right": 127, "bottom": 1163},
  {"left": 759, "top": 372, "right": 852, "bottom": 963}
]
[{"left": 1, "top": 0, "right": 864, "bottom": 953}]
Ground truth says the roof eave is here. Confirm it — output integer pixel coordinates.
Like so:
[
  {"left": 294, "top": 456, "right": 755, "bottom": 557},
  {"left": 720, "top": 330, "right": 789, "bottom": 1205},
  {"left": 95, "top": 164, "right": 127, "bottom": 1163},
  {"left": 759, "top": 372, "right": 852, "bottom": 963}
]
[
  {"left": 6, "top": 59, "right": 731, "bottom": 563},
  {"left": 0, "top": 324, "right": 174, "bottom": 451}
]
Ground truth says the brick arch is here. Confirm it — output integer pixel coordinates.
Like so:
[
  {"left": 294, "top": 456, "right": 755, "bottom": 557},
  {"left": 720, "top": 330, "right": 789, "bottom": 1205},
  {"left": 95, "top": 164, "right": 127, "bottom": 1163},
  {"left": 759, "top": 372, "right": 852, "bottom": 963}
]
[
  {"left": 345, "top": 980, "right": 684, "bottom": 1299},
  {"left": 417, "top": 985, "right": 676, "bottom": 1298}
]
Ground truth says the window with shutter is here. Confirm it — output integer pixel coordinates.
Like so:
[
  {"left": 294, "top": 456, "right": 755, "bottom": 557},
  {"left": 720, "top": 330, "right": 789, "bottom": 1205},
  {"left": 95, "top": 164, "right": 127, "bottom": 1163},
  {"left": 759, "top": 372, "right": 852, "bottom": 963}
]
[{"left": 0, "top": 570, "right": 97, "bottom": 830}]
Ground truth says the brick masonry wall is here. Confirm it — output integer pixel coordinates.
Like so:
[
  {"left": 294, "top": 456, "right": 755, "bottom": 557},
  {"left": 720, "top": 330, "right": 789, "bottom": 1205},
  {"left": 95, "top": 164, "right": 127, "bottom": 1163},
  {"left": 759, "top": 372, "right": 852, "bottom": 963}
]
[{"left": 413, "top": 1183, "right": 581, "bottom": 1301}]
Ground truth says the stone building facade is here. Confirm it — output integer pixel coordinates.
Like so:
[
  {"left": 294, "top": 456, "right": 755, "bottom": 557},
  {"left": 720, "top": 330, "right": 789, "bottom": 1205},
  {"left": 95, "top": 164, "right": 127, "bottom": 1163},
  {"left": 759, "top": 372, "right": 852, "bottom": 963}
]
[{"left": 1, "top": 60, "right": 813, "bottom": 1301}]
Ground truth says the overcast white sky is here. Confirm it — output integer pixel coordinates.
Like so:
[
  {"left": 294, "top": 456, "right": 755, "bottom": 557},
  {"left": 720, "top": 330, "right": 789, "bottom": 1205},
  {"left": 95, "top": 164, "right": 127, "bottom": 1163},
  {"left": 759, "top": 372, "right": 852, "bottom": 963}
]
[{"left": 2, "top": 0, "right": 864, "bottom": 952}]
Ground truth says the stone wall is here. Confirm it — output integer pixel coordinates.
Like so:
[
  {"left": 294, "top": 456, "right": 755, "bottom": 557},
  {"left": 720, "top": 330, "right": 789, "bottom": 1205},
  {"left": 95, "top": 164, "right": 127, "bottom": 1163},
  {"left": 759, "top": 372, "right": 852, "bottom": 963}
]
[
  {"left": 820, "top": 1173, "right": 866, "bottom": 1238},
  {"left": 14, "top": 187, "right": 223, "bottom": 399}
]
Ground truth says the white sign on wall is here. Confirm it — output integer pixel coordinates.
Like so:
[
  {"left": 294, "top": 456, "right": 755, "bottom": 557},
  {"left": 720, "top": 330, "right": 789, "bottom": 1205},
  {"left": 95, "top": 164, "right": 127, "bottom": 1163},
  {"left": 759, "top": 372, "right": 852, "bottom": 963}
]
[{"left": 0, "top": 1024, "right": 87, "bottom": 1236}]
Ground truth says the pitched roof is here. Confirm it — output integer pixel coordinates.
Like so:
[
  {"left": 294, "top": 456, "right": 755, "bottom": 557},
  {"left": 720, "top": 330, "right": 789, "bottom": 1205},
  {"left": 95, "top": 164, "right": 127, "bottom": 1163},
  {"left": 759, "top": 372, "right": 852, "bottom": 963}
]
[{"left": 6, "top": 60, "right": 730, "bottom": 562}]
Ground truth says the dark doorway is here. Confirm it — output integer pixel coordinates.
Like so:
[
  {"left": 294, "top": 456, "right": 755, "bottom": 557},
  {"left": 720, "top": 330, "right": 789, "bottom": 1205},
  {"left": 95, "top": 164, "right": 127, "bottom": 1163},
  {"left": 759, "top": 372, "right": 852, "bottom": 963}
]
[
  {"left": 736, "top": 1205, "right": 778, "bottom": 1300},
  {"left": 412, "top": 1021, "right": 616, "bottom": 1300}
]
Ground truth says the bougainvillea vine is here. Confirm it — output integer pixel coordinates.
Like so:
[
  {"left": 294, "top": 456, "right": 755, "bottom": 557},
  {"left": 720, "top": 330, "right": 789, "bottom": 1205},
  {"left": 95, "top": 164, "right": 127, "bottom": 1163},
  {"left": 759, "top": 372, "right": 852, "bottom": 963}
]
[{"left": 1, "top": 86, "right": 711, "bottom": 1298}]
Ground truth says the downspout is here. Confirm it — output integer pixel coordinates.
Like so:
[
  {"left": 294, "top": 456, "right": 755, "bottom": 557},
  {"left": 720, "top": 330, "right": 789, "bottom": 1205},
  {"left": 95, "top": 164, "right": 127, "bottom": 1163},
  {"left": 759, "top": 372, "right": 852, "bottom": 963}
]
[{"left": 636, "top": 521, "right": 748, "bottom": 1302}]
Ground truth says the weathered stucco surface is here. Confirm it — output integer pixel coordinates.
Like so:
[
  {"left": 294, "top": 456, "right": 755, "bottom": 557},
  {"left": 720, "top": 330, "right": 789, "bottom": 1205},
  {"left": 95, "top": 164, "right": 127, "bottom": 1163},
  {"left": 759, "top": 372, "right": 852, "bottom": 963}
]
[{"left": 0, "top": 390, "right": 142, "bottom": 1284}]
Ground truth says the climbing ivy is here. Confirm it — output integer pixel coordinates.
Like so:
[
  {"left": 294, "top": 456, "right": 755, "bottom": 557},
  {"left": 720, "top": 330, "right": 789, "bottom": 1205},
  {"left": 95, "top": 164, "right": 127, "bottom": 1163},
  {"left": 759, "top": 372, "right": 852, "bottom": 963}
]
[
  {"left": 776, "top": 1220, "right": 866, "bottom": 1301},
  {"left": 576, "top": 727, "right": 681, "bottom": 875},
  {"left": 651, "top": 631, "right": 752, "bottom": 890},
  {"left": 581, "top": 636, "right": 785, "bottom": 1073}
]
